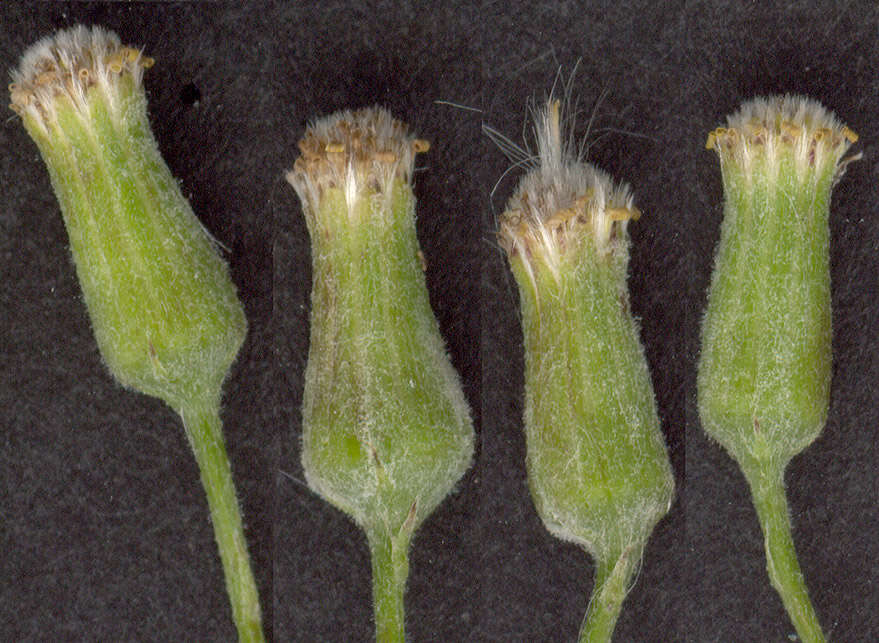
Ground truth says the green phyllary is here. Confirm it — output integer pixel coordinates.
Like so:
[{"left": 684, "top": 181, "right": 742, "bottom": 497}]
[
  {"left": 10, "top": 26, "right": 263, "bottom": 642},
  {"left": 698, "top": 95, "right": 859, "bottom": 643},
  {"left": 496, "top": 100, "right": 675, "bottom": 643},
  {"left": 287, "top": 107, "right": 474, "bottom": 643}
]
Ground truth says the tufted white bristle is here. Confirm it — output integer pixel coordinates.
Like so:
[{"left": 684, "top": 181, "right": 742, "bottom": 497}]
[
  {"left": 705, "top": 94, "right": 859, "bottom": 182},
  {"left": 497, "top": 99, "right": 639, "bottom": 284},
  {"left": 286, "top": 106, "right": 430, "bottom": 223},
  {"left": 9, "top": 25, "right": 153, "bottom": 133}
]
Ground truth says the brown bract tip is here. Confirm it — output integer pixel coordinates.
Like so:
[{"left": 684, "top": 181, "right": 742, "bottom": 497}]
[
  {"left": 706, "top": 95, "right": 859, "bottom": 178},
  {"left": 9, "top": 25, "right": 152, "bottom": 131},
  {"left": 286, "top": 107, "right": 428, "bottom": 219},
  {"left": 496, "top": 101, "right": 636, "bottom": 281},
  {"left": 498, "top": 164, "right": 636, "bottom": 273}
]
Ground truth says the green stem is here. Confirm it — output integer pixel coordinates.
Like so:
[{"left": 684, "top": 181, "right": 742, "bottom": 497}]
[
  {"left": 367, "top": 529, "right": 411, "bottom": 643},
  {"left": 745, "top": 463, "right": 825, "bottom": 643},
  {"left": 579, "top": 545, "right": 639, "bottom": 643},
  {"left": 180, "top": 398, "right": 265, "bottom": 643}
]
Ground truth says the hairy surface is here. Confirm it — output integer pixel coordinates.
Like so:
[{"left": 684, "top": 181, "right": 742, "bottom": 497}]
[
  {"left": 497, "top": 94, "right": 674, "bottom": 568},
  {"left": 10, "top": 25, "right": 153, "bottom": 132},
  {"left": 287, "top": 107, "right": 429, "bottom": 226},
  {"left": 289, "top": 108, "right": 473, "bottom": 540},
  {"left": 706, "top": 94, "right": 858, "bottom": 184},
  {"left": 497, "top": 100, "right": 639, "bottom": 287}
]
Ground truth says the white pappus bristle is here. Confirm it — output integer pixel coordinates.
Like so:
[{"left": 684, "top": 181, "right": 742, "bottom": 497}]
[
  {"left": 9, "top": 25, "right": 153, "bottom": 133},
  {"left": 286, "top": 107, "right": 430, "bottom": 224},
  {"left": 705, "top": 94, "right": 859, "bottom": 182},
  {"left": 498, "top": 99, "right": 640, "bottom": 282}
]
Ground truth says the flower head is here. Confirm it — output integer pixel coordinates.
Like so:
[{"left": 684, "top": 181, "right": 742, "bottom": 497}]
[
  {"left": 9, "top": 25, "right": 153, "bottom": 134},
  {"left": 706, "top": 94, "right": 859, "bottom": 184},
  {"left": 497, "top": 100, "right": 640, "bottom": 287},
  {"left": 286, "top": 107, "right": 430, "bottom": 226}
]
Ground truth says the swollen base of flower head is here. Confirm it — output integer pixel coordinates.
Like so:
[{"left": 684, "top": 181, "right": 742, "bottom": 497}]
[
  {"left": 497, "top": 100, "right": 639, "bottom": 283},
  {"left": 286, "top": 107, "right": 430, "bottom": 224},
  {"left": 9, "top": 25, "right": 153, "bottom": 134},
  {"left": 706, "top": 94, "right": 859, "bottom": 182}
]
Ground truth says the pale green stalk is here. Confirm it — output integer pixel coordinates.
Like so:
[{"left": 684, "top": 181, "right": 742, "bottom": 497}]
[
  {"left": 747, "top": 462, "right": 824, "bottom": 643},
  {"left": 578, "top": 545, "right": 638, "bottom": 643},
  {"left": 180, "top": 398, "right": 264, "bottom": 642},
  {"left": 367, "top": 528, "right": 411, "bottom": 643}
]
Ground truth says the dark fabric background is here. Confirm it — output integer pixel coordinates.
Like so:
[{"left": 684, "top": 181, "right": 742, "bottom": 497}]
[{"left": 1, "top": 1, "right": 876, "bottom": 641}]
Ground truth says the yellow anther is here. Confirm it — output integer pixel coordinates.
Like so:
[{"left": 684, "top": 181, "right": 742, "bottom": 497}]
[
  {"left": 546, "top": 207, "right": 577, "bottom": 229},
  {"left": 745, "top": 118, "right": 763, "bottom": 135},
  {"left": 573, "top": 189, "right": 595, "bottom": 210},
  {"left": 34, "top": 71, "right": 56, "bottom": 85},
  {"left": 413, "top": 139, "right": 430, "bottom": 153},
  {"left": 141, "top": 56, "right": 155, "bottom": 69},
  {"left": 374, "top": 151, "right": 397, "bottom": 163},
  {"left": 705, "top": 131, "right": 717, "bottom": 150},
  {"left": 606, "top": 207, "right": 639, "bottom": 222},
  {"left": 708, "top": 127, "right": 735, "bottom": 149},
  {"left": 813, "top": 127, "right": 833, "bottom": 142},
  {"left": 504, "top": 208, "right": 523, "bottom": 226},
  {"left": 781, "top": 120, "right": 801, "bottom": 135},
  {"left": 842, "top": 126, "right": 858, "bottom": 143},
  {"left": 780, "top": 121, "right": 802, "bottom": 141},
  {"left": 325, "top": 142, "right": 345, "bottom": 154},
  {"left": 748, "top": 125, "right": 767, "bottom": 144}
]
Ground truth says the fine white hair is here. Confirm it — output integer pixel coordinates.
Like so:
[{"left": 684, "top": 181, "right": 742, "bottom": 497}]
[{"left": 9, "top": 24, "right": 152, "bottom": 133}]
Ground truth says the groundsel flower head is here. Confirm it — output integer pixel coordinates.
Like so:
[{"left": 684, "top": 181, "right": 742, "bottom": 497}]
[
  {"left": 9, "top": 25, "right": 153, "bottom": 135},
  {"left": 286, "top": 107, "right": 430, "bottom": 228},
  {"left": 497, "top": 100, "right": 640, "bottom": 286},
  {"left": 706, "top": 94, "right": 859, "bottom": 186}
]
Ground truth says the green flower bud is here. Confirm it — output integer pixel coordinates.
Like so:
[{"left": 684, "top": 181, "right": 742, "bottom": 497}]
[
  {"left": 10, "top": 25, "right": 246, "bottom": 408},
  {"left": 11, "top": 26, "right": 263, "bottom": 642},
  {"left": 497, "top": 100, "right": 674, "bottom": 643},
  {"left": 697, "top": 95, "right": 859, "bottom": 643},
  {"left": 287, "top": 107, "right": 474, "bottom": 642}
]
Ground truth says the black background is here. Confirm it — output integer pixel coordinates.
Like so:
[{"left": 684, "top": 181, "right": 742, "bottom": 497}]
[{"left": 1, "top": 2, "right": 876, "bottom": 641}]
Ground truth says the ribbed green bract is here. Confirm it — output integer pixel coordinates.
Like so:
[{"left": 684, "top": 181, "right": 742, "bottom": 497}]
[
  {"left": 300, "top": 183, "right": 474, "bottom": 541},
  {"left": 510, "top": 233, "right": 674, "bottom": 564},
  {"left": 22, "top": 75, "right": 246, "bottom": 409},
  {"left": 697, "top": 142, "right": 835, "bottom": 472}
]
